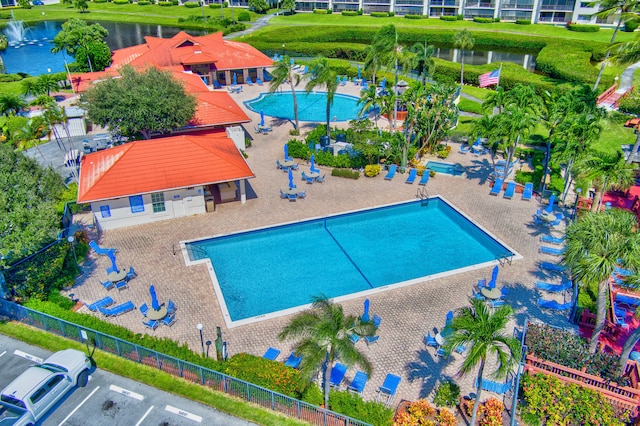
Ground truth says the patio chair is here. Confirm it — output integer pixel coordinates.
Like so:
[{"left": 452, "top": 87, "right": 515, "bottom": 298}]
[
  {"left": 162, "top": 313, "right": 177, "bottom": 327},
  {"left": 280, "top": 189, "right": 288, "bottom": 199},
  {"left": 615, "top": 265, "right": 633, "bottom": 277},
  {"left": 405, "top": 169, "right": 417, "bottom": 184},
  {"left": 455, "top": 345, "right": 466, "bottom": 354},
  {"left": 615, "top": 293, "right": 640, "bottom": 308},
  {"left": 459, "top": 144, "right": 471, "bottom": 154},
  {"left": 522, "top": 182, "right": 534, "bottom": 201},
  {"left": 365, "top": 315, "right": 382, "bottom": 346},
  {"left": 537, "top": 298, "right": 573, "bottom": 311},
  {"left": 213, "top": 80, "right": 222, "bottom": 89},
  {"left": 288, "top": 193, "right": 297, "bottom": 201},
  {"left": 100, "top": 280, "right": 114, "bottom": 291},
  {"left": 276, "top": 159, "right": 284, "bottom": 169},
  {"left": 445, "top": 310, "right": 453, "bottom": 326},
  {"left": 143, "top": 319, "right": 159, "bottom": 330},
  {"left": 384, "top": 164, "right": 397, "bottom": 180},
  {"left": 489, "top": 178, "right": 504, "bottom": 196},
  {"left": 262, "top": 347, "right": 281, "bottom": 361},
  {"left": 254, "top": 126, "right": 264, "bottom": 135},
  {"left": 140, "top": 303, "right": 149, "bottom": 317},
  {"left": 256, "top": 78, "right": 263, "bottom": 86},
  {"left": 472, "top": 289, "right": 486, "bottom": 301},
  {"left": 540, "top": 246, "right": 566, "bottom": 256},
  {"left": 436, "top": 347, "right": 448, "bottom": 358},
  {"left": 246, "top": 76, "right": 254, "bottom": 85},
  {"left": 540, "top": 261, "right": 565, "bottom": 273},
  {"left": 116, "top": 280, "right": 128, "bottom": 291},
  {"left": 167, "top": 299, "right": 176, "bottom": 315},
  {"left": 500, "top": 287, "right": 510, "bottom": 299},
  {"left": 418, "top": 173, "right": 430, "bottom": 186},
  {"left": 424, "top": 331, "right": 439, "bottom": 348},
  {"left": 330, "top": 362, "right": 348, "bottom": 388},
  {"left": 284, "top": 352, "right": 302, "bottom": 369},
  {"left": 301, "top": 171, "right": 314, "bottom": 184},
  {"left": 125, "top": 266, "right": 137, "bottom": 281},
  {"left": 315, "top": 174, "right": 326, "bottom": 183},
  {"left": 348, "top": 371, "right": 368, "bottom": 394},
  {"left": 290, "top": 163, "right": 299, "bottom": 170},
  {"left": 503, "top": 181, "right": 516, "bottom": 199},
  {"left": 341, "top": 76, "right": 348, "bottom": 86},
  {"left": 541, "top": 234, "right": 565, "bottom": 245},
  {"left": 489, "top": 299, "right": 506, "bottom": 308},
  {"left": 376, "top": 373, "right": 402, "bottom": 407},
  {"left": 297, "top": 190, "right": 307, "bottom": 199}
]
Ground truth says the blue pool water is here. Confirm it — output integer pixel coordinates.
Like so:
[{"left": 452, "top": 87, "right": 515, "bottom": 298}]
[
  {"left": 186, "top": 198, "right": 514, "bottom": 325},
  {"left": 426, "top": 161, "right": 465, "bottom": 176},
  {"left": 244, "top": 91, "right": 361, "bottom": 122}
]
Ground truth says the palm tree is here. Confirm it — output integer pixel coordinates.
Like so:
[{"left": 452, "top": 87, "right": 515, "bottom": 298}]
[
  {"left": 278, "top": 295, "right": 375, "bottom": 408},
  {"left": 565, "top": 209, "right": 640, "bottom": 352},
  {"left": 306, "top": 56, "right": 339, "bottom": 139},
  {"left": 358, "top": 84, "right": 381, "bottom": 128},
  {"left": 0, "top": 35, "right": 7, "bottom": 74},
  {"left": 35, "top": 74, "right": 60, "bottom": 97},
  {"left": 363, "top": 45, "right": 381, "bottom": 87},
  {"left": 409, "top": 40, "right": 435, "bottom": 85},
  {"left": 0, "top": 94, "right": 26, "bottom": 116},
  {"left": 453, "top": 29, "right": 475, "bottom": 86},
  {"left": 481, "top": 86, "right": 506, "bottom": 115},
  {"left": 590, "top": 0, "right": 640, "bottom": 91},
  {"left": 268, "top": 55, "right": 302, "bottom": 131},
  {"left": 441, "top": 298, "right": 521, "bottom": 426}
]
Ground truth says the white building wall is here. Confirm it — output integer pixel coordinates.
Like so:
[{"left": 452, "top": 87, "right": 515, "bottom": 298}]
[{"left": 91, "top": 187, "right": 206, "bottom": 230}]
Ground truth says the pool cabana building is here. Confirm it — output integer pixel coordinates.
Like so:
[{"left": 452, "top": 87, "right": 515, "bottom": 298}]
[
  {"left": 109, "top": 31, "right": 273, "bottom": 87},
  {"left": 77, "top": 131, "right": 255, "bottom": 230}
]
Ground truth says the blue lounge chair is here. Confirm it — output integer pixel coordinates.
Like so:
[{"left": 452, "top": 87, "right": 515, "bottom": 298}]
[
  {"left": 262, "top": 347, "right": 281, "bottom": 361},
  {"left": 503, "top": 181, "right": 516, "bottom": 199},
  {"left": 100, "top": 280, "right": 114, "bottom": 291},
  {"left": 425, "top": 331, "right": 439, "bottom": 348},
  {"left": 489, "top": 178, "right": 504, "bottom": 196},
  {"left": 284, "top": 352, "right": 302, "bottom": 369},
  {"left": 541, "top": 234, "right": 565, "bottom": 244},
  {"left": 162, "top": 313, "right": 177, "bottom": 327},
  {"left": 418, "top": 173, "right": 430, "bottom": 186},
  {"left": 536, "top": 281, "right": 571, "bottom": 292},
  {"left": 125, "top": 266, "right": 137, "bottom": 281},
  {"left": 459, "top": 144, "right": 471, "bottom": 154},
  {"left": 213, "top": 80, "right": 222, "bottom": 89},
  {"left": 384, "top": 164, "right": 397, "bottom": 180},
  {"left": 330, "top": 362, "right": 348, "bottom": 388},
  {"left": 376, "top": 373, "right": 401, "bottom": 407},
  {"left": 256, "top": 78, "right": 263, "bottom": 86},
  {"left": 350, "top": 333, "right": 360, "bottom": 344},
  {"left": 405, "top": 169, "right": 417, "bottom": 184},
  {"left": 445, "top": 310, "right": 453, "bottom": 326},
  {"left": 436, "top": 347, "right": 448, "bottom": 358},
  {"left": 315, "top": 174, "right": 326, "bottom": 183},
  {"left": 541, "top": 261, "right": 565, "bottom": 273},
  {"left": 538, "top": 299, "right": 573, "bottom": 311},
  {"left": 365, "top": 315, "right": 382, "bottom": 345},
  {"left": 167, "top": 299, "right": 176, "bottom": 315},
  {"left": 348, "top": 371, "right": 368, "bottom": 394},
  {"left": 522, "top": 182, "right": 533, "bottom": 201},
  {"left": 616, "top": 293, "right": 640, "bottom": 308},
  {"left": 246, "top": 76, "right": 254, "bottom": 86},
  {"left": 140, "top": 303, "right": 149, "bottom": 317},
  {"left": 87, "top": 296, "right": 114, "bottom": 311},
  {"left": 615, "top": 265, "right": 633, "bottom": 277},
  {"left": 143, "top": 319, "right": 159, "bottom": 330},
  {"left": 540, "top": 246, "right": 566, "bottom": 256}
]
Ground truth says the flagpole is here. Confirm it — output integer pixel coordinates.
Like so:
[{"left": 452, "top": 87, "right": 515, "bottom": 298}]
[{"left": 496, "top": 63, "right": 503, "bottom": 89}]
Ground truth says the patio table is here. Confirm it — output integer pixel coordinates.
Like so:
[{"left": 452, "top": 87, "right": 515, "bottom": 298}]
[
  {"left": 282, "top": 159, "right": 295, "bottom": 168},
  {"left": 284, "top": 187, "right": 298, "bottom": 196},
  {"left": 307, "top": 171, "right": 320, "bottom": 179},
  {"left": 481, "top": 287, "right": 502, "bottom": 300},
  {"left": 108, "top": 269, "right": 127, "bottom": 283},
  {"left": 147, "top": 306, "right": 168, "bottom": 321}
]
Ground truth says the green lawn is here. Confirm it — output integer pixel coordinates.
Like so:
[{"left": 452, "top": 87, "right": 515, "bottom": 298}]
[{"left": 461, "top": 85, "right": 491, "bottom": 101}]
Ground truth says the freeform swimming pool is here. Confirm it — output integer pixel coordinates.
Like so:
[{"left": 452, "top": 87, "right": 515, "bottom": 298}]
[
  {"left": 244, "top": 91, "right": 361, "bottom": 122},
  {"left": 426, "top": 161, "right": 465, "bottom": 176},
  {"left": 183, "top": 197, "right": 519, "bottom": 327}
]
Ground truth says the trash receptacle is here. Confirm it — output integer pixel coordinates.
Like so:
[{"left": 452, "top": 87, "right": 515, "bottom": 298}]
[{"left": 320, "top": 135, "right": 330, "bottom": 147}]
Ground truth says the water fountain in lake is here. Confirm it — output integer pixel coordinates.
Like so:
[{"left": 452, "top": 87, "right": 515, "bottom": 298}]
[{"left": 3, "top": 13, "right": 42, "bottom": 48}]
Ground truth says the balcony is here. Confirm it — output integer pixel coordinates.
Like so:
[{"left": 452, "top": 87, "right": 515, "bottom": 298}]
[
  {"left": 430, "top": 0, "right": 459, "bottom": 6},
  {"left": 465, "top": 1, "right": 495, "bottom": 7}
]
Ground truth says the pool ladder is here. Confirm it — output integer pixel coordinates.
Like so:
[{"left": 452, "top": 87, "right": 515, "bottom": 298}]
[
  {"left": 497, "top": 253, "right": 514, "bottom": 267},
  {"left": 416, "top": 187, "right": 429, "bottom": 205},
  {"left": 186, "top": 244, "right": 208, "bottom": 261}
]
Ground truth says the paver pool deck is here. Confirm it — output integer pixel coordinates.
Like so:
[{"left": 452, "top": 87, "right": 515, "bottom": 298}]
[{"left": 69, "top": 80, "right": 574, "bottom": 406}]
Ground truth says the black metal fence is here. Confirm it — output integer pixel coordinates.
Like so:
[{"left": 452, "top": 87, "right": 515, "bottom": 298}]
[{"left": 0, "top": 299, "right": 369, "bottom": 426}]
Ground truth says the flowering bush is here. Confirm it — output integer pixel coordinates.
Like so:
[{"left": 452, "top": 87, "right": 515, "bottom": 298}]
[
  {"left": 224, "top": 353, "right": 301, "bottom": 397},
  {"left": 462, "top": 398, "right": 503, "bottom": 425},
  {"left": 394, "top": 400, "right": 456, "bottom": 425},
  {"left": 525, "top": 323, "right": 626, "bottom": 384}
]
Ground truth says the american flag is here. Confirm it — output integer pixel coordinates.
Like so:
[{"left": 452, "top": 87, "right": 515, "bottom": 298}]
[{"left": 479, "top": 69, "right": 500, "bottom": 88}]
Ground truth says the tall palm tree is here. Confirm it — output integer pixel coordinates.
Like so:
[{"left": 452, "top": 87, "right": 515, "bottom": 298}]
[
  {"left": 268, "top": 55, "right": 302, "bottom": 131},
  {"left": 363, "top": 45, "right": 381, "bottom": 87},
  {"left": 35, "top": 74, "right": 60, "bottom": 97},
  {"left": 441, "top": 298, "right": 521, "bottom": 426},
  {"left": 481, "top": 86, "right": 506, "bottom": 115},
  {"left": 590, "top": 0, "right": 640, "bottom": 91},
  {"left": 278, "top": 295, "right": 375, "bottom": 409},
  {"left": 409, "top": 40, "right": 435, "bottom": 85},
  {"left": 0, "top": 35, "right": 7, "bottom": 74},
  {"left": 575, "top": 150, "right": 637, "bottom": 212},
  {"left": 453, "top": 29, "right": 475, "bottom": 86},
  {"left": 565, "top": 209, "right": 640, "bottom": 352},
  {"left": 306, "top": 56, "right": 339, "bottom": 139},
  {"left": 0, "top": 94, "right": 26, "bottom": 116},
  {"left": 358, "top": 84, "right": 381, "bottom": 128}
]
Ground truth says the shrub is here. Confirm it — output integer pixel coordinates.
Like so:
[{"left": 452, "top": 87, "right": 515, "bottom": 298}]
[
  {"left": 113, "top": 0, "right": 128, "bottom": 4},
  {"left": 0, "top": 74, "right": 23, "bottom": 82},
  {"left": 357, "top": 8, "right": 362, "bottom": 14},
  {"left": 93, "top": 0, "right": 108, "bottom": 3},
  {"left": 404, "top": 14, "right": 427, "bottom": 19},
  {"left": 332, "top": 168, "right": 360, "bottom": 179},
  {"left": 329, "top": 390, "right": 394, "bottom": 426},
  {"left": 433, "top": 380, "right": 460, "bottom": 407},
  {"left": 138, "top": 1, "right": 150, "bottom": 5},
  {"left": 237, "top": 10, "right": 250, "bottom": 21},
  {"left": 341, "top": 10, "right": 357, "bottom": 16},
  {"left": 436, "top": 144, "right": 451, "bottom": 159},
  {"left": 457, "top": 14, "right": 463, "bottom": 20},
  {"left": 440, "top": 15, "right": 457, "bottom": 21},
  {"left": 473, "top": 17, "right": 493, "bottom": 23},
  {"left": 223, "top": 23, "right": 246, "bottom": 35},
  {"left": 184, "top": 2, "right": 200, "bottom": 7},
  {"left": 618, "top": 90, "right": 640, "bottom": 115},
  {"left": 521, "top": 373, "right": 626, "bottom": 425},
  {"left": 224, "top": 353, "right": 301, "bottom": 397},
  {"left": 209, "top": 2, "right": 220, "bottom": 6},
  {"left": 370, "top": 11, "right": 389, "bottom": 17},
  {"left": 436, "top": 408, "right": 457, "bottom": 426},
  {"left": 158, "top": 1, "right": 172, "bottom": 5},
  {"left": 364, "top": 164, "right": 381, "bottom": 177},
  {"left": 326, "top": 8, "right": 332, "bottom": 13},
  {"left": 567, "top": 23, "right": 600, "bottom": 32},
  {"left": 301, "top": 384, "right": 323, "bottom": 405},
  {"left": 515, "top": 19, "right": 531, "bottom": 25},
  {"left": 172, "top": 0, "right": 179, "bottom": 4},
  {"left": 624, "top": 20, "right": 639, "bottom": 32},
  {"left": 313, "top": 8, "right": 327, "bottom": 13}
]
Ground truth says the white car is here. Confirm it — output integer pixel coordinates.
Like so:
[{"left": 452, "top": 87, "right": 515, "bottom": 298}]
[{"left": 0, "top": 349, "right": 91, "bottom": 426}]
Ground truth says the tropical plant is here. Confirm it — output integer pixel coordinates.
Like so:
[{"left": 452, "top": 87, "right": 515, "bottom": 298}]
[
  {"left": 363, "top": 45, "right": 381, "bottom": 87},
  {"left": 277, "top": 295, "right": 375, "bottom": 408},
  {"left": 441, "top": 298, "right": 521, "bottom": 426},
  {"left": 409, "top": 82, "right": 459, "bottom": 156},
  {"left": 453, "top": 29, "right": 475, "bottom": 86},
  {"left": 409, "top": 40, "right": 435, "bottom": 85},
  {"left": 75, "top": 0, "right": 89, "bottom": 12},
  {"left": 268, "top": 55, "right": 301, "bottom": 131},
  {"left": 306, "top": 56, "right": 339, "bottom": 139},
  {"left": 564, "top": 209, "right": 640, "bottom": 352},
  {"left": 358, "top": 84, "right": 381, "bottom": 128},
  {"left": 0, "top": 94, "right": 26, "bottom": 116},
  {"left": 35, "top": 74, "right": 60, "bottom": 97}
]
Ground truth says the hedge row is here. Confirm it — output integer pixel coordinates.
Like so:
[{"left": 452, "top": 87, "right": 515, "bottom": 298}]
[
  {"left": 567, "top": 23, "right": 600, "bottom": 32},
  {"left": 404, "top": 14, "right": 428, "bottom": 19}
]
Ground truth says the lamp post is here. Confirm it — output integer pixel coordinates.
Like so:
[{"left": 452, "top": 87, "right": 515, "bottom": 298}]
[
  {"left": 205, "top": 340, "right": 212, "bottom": 359},
  {"left": 196, "top": 323, "right": 205, "bottom": 356},
  {"left": 573, "top": 188, "right": 582, "bottom": 220},
  {"left": 67, "top": 236, "right": 77, "bottom": 268}
]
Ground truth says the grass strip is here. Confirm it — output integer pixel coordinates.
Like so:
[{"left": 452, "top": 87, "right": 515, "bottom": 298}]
[{"left": 0, "top": 321, "right": 308, "bottom": 426}]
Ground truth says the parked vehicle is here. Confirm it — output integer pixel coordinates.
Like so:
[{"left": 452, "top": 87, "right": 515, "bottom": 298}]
[{"left": 0, "top": 349, "right": 91, "bottom": 425}]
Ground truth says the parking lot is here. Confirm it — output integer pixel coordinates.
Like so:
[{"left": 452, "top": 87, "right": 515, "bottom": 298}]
[{"left": 0, "top": 334, "right": 254, "bottom": 426}]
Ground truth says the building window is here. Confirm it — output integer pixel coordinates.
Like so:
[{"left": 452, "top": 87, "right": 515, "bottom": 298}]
[
  {"left": 129, "top": 195, "right": 145, "bottom": 213},
  {"left": 100, "top": 205, "right": 111, "bottom": 218},
  {"left": 151, "top": 192, "right": 166, "bottom": 213}
]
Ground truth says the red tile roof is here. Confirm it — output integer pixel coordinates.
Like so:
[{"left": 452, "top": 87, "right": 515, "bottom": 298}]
[{"left": 77, "top": 131, "right": 254, "bottom": 203}]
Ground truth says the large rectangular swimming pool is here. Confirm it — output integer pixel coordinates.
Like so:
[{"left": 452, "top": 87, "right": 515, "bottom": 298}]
[{"left": 183, "top": 197, "right": 517, "bottom": 327}]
